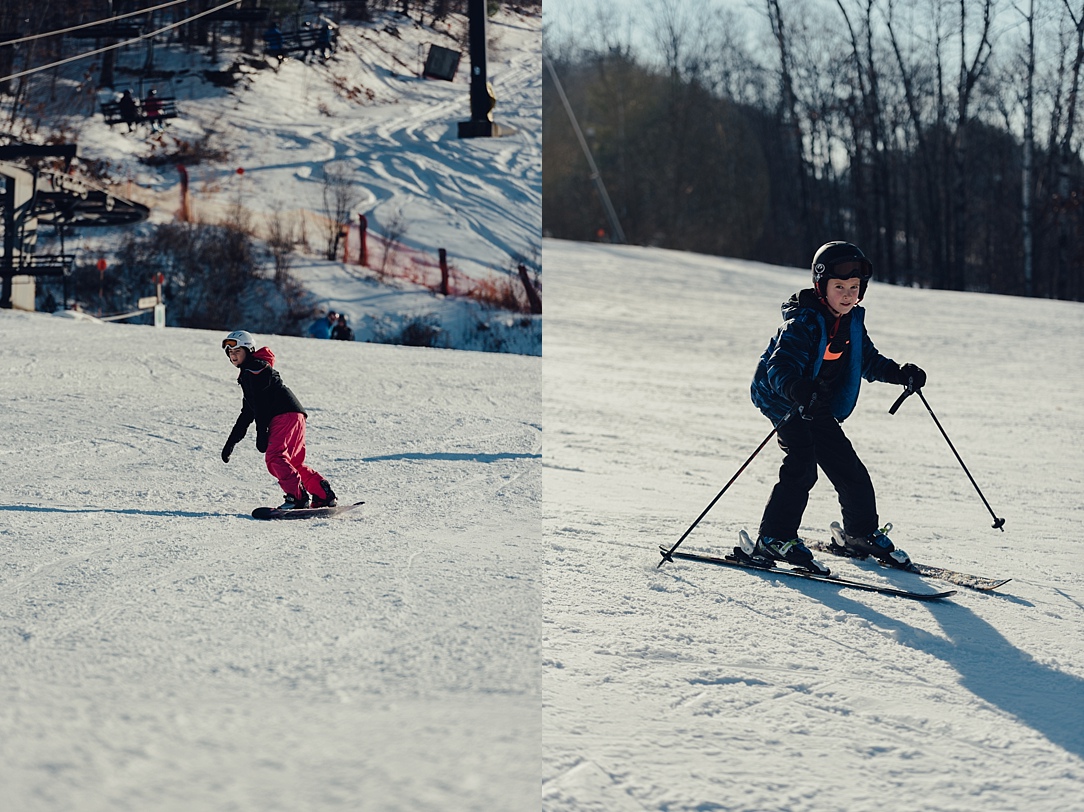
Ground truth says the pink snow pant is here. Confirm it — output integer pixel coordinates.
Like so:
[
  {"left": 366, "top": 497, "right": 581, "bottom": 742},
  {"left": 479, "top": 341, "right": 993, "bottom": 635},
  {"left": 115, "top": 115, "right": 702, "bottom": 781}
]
[{"left": 265, "top": 413, "right": 328, "bottom": 500}]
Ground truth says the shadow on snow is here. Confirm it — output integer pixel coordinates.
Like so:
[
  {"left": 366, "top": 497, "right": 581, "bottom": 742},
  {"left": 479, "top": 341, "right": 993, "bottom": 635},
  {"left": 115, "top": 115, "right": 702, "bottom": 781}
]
[
  {"left": 362, "top": 451, "right": 541, "bottom": 463},
  {"left": 814, "top": 586, "right": 1084, "bottom": 760},
  {"left": 0, "top": 504, "right": 243, "bottom": 519}
]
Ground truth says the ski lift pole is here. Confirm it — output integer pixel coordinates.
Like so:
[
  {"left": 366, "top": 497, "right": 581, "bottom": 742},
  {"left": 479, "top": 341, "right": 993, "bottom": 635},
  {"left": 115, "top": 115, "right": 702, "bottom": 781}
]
[
  {"left": 543, "top": 53, "right": 626, "bottom": 244},
  {"left": 658, "top": 406, "right": 798, "bottom": 568},
  {"left": 889, "top": 386, "right": 1005, "bottom": 531}
]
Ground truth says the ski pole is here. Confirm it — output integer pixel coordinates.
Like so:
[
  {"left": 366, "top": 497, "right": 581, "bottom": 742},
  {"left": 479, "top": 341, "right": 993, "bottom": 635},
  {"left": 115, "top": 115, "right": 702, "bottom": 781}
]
[
  {"left": 888, "top": 385, "right": 914, "bottom": 415},
  {"left": 891, "top": 386, "right": 1005, "bottom": 531},
  {"left": 658, "top": 406, "right": 798, "bottom": 567}
]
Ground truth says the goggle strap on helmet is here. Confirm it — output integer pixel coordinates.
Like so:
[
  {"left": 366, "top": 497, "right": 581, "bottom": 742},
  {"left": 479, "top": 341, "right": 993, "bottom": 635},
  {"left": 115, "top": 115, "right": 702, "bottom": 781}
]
[
  {"left": 222, "top": 330, "right": 255, "bottom": 352},
  {"left": 822, "top": 259, "right": 871, "bottom": 280}
]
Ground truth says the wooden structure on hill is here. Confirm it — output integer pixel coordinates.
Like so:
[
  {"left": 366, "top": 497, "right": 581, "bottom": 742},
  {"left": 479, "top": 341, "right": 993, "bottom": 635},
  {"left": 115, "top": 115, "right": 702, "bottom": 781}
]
[{"left": 0, "top": 143, "right": 148, "bottom": 310}]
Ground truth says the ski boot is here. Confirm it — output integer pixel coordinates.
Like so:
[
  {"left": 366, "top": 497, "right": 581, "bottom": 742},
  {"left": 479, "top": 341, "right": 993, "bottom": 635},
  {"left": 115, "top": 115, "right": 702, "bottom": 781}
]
[
  {"left": 311, "top": 479, "right": 337, "bottom": 509},
  {"left": 738, "top": 531, "right": 830, "bottom": 575},
  {"left": 830, "top": 521, "right": 912, "bottom": 569},
  {"left": 278, "top": 488, "right": 311, "bottom": 510}
]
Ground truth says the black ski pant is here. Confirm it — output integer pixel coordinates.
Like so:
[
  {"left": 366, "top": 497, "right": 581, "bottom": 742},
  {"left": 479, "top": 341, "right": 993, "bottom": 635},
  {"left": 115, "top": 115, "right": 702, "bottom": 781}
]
[{"left": 758, "top": 412, "right": 878, "bottom": 542}]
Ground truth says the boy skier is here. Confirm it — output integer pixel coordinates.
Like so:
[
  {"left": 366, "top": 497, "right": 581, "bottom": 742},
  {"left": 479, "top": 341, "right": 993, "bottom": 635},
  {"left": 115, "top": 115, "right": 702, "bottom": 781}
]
[
  {"left": 220, "top": 330, "right": 337, "bottom": 510},
  {"left": 749, "top": 241, "right": 926, "bottom": 574}
]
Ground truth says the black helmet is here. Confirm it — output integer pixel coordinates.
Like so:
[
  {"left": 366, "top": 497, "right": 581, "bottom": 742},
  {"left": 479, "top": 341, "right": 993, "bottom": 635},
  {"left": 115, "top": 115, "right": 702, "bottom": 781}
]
[{"left": 812, "top": 241, "right": 873, "bottom": 301}]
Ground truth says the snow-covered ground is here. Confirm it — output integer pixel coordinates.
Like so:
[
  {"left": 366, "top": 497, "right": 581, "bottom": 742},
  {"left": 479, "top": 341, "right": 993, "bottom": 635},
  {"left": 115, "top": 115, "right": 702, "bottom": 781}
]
[
  {"left": 35, "top": 7, "right": 541, "bottom": 353},
  {"left": 542, "top": 239, "right": 1084, "bottom": 811},
  {"left": 0, "top": 311, "right": 540, "bottom": 810}
]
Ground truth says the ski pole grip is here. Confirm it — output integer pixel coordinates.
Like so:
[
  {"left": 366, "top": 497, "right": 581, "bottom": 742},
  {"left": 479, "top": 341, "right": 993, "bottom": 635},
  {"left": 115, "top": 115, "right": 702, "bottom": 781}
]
[{"left": 889, "top": 386, "right": 916, "bottom": 415}]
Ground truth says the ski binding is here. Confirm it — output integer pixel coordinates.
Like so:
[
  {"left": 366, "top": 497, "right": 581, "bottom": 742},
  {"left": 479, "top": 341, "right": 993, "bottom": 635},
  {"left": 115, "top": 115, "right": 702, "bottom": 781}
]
[{"left": 803, "top": 522, "right": 1011, "bottom": 592}]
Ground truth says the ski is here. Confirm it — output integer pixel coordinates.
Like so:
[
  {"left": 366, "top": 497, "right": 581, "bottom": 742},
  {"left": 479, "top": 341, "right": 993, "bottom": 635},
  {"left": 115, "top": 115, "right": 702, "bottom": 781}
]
[
  {"left": 252, "top": 500, "right": 365, "bottom": 521},
  {"left": 803, "top": 523, "right": 1011, "bottom": 592},
  {"left": 659, "top": 545, "right": 957, "bottom": 602}
]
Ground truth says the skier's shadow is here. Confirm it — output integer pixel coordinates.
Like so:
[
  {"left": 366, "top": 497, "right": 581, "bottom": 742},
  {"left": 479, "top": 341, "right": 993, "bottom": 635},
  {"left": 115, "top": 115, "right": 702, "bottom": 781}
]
[
  {"left": 815, "top": 587, "right": 1084, "bottom": 760},
  {"left": 0, "top": 504, "right": 230, "bottom": 519}
]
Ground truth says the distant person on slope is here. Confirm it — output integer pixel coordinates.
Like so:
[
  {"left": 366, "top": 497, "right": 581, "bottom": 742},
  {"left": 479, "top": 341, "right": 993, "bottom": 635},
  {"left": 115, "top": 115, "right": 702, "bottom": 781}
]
[
  {"left": 118, "top": 89, "right": 139, "bottom": 132},
  {"left": 316, "top": 20, "right": 336, "bottom": 60},
  {"left": 220, "top": 330, "right": 337, "bottom": 510},
  {"left": 264, "top": 22, "right": 285, "bottom": 64},
  {"left": 748, "top": 241, "right": 926, "bottom": 574},
  {"left": 142, "top": 88, "right": 163, "bottom": 132},
  {"left": 307, "top": 310, "right": 337, "bottom": 339},
  {"left": 331, "top": 313, "right": 354, "bottom": 341}
]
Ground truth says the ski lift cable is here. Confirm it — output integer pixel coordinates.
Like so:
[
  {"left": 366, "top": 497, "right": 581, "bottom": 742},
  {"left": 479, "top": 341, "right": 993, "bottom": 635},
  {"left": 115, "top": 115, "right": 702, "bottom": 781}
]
[
  {"left": 0, "top": 0, "right": 193, "bottom": 48},
  {"left": 543, "top": 52, "right": 627, "bottom": 245},
  {"left": 0, "top": 0, "right": 243, "bottom": 84}
]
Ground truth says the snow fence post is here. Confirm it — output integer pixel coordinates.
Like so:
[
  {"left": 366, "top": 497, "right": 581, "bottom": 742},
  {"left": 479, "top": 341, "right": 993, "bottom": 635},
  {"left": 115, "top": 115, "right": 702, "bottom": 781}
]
[
  {"left": 439, "top": 248, "right": 449, "bottom": 295},
  {"left": 358, "top": 213, "right": 368, "bottom": 267},
  {"left": 518, "top": 263, "right": 541, "bottom": 314},
  {"left": 154, "top": 272, "right": 165, "bottom": 328},
  {"left": 176, "top": 164, "right": 189, "bottom": 222}
]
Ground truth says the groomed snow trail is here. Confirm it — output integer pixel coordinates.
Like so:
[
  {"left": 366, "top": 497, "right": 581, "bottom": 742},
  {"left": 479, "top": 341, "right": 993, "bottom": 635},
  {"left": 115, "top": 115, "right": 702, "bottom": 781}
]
[{"left": 0, "top": 311, "right": 540, "bottom": 811}]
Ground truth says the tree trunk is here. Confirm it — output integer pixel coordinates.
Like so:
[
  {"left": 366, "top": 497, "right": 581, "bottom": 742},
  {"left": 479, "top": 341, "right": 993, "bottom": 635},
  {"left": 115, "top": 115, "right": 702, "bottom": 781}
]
[
  {"left": 766, "top": 0, "right": 814, "bottom": 252},
  {"left": 1022, "top": 0, "right": 1035, "bottom": 296}
]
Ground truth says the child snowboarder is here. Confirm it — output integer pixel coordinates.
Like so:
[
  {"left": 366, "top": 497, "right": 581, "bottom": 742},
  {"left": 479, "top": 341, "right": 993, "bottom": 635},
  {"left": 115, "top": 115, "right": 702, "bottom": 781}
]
[
  {"left": 749, "top": 241, "right": 926, "bottom": 574},
  {"left": 220, "top": 330, "right": 337, "bottom": 510}
]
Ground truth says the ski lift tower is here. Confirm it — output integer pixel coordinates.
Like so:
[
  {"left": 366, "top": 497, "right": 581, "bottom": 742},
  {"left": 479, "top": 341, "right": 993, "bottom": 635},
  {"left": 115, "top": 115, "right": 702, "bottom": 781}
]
[
  {"left": 0, "top": 142, "right": 149, "bottom": 310},
  {"left": 457, "top": 0, "right": 514, "bottom": 138}
]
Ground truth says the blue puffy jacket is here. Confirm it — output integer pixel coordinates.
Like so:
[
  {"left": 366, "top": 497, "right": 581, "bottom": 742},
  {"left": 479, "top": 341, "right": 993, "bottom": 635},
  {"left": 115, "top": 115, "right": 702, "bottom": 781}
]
[{"left": 750, "top": 289, "right": 898, "bottom": 424}]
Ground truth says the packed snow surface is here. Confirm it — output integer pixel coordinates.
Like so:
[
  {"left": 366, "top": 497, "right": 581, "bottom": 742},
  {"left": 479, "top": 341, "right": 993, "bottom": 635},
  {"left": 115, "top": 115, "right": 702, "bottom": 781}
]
[
  {"left": 0, "top": 312, "right": 540, "bottom": 810},
  {"left": 542, "top": 239, "right": 1084, "bottom": 811}
]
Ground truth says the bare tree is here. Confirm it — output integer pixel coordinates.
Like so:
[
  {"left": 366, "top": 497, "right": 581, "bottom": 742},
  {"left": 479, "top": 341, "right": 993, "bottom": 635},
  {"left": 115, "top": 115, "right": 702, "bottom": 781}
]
[
  {"left": 266, "top": 204, "right": 298, "bottom": 288},
  {"left": 1044, "top": 0, "right": 1084, "bottom": 299},
  {"left": 765, "top": 0, "right": 815, "bottom": 252},
  {"left": 883, "top": 0, "right": 954, "bottom": 289},
  {"left": 379, "top": 206, "right": 409, "bottom": 278},
  {"left": 950, "top": 0, "right": 996, "bottom": 290},
  {"left": 321, "top": 162, "right": 364, "bottom": 261},
  {"left": 1022, "top": 0, "right": 1037, "bottom": 297}
]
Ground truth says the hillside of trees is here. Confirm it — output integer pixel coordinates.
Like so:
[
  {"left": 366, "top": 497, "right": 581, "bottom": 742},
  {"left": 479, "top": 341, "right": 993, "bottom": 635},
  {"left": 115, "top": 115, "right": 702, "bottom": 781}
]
[{"left": 544, "top": 0, "right": 1084, "bottom": 301}]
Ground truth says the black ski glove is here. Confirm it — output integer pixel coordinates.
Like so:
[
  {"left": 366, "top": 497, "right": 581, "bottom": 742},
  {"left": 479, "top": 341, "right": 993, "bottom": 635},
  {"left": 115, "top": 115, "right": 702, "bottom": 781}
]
[
  {"left": 788, "top": 378, "right": 818, "bottom": 415},
  {"left": 223, "top": 419, "right": 248, "bottom": 462},
  {"left": 256, "top": 426, "right": 269, "bottom": 453},
  {"left": 894, "top": 363, "right": 927, "bottom": 390}
]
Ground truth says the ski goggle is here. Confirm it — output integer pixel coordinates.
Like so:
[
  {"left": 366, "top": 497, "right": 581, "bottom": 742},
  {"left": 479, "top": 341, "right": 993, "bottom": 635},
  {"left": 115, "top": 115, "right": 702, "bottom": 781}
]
[
  {"left": 222, "top": 339, "right": 247, "bottom": 351},
  {"left": 826, "top": 260, "right": 871, "bottom": 279}
]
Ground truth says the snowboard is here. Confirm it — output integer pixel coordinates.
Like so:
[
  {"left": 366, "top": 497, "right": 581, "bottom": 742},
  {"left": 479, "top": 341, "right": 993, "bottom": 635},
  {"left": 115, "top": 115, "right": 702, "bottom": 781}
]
[{"left": 252, "top": 500, "right": 364, "bottom": 521}]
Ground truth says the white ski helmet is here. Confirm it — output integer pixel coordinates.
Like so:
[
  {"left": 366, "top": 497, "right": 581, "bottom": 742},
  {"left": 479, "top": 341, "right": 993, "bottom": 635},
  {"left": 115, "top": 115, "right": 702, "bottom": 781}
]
[{"left": 222, "top": 330, "right": 255, "bottom": 353}]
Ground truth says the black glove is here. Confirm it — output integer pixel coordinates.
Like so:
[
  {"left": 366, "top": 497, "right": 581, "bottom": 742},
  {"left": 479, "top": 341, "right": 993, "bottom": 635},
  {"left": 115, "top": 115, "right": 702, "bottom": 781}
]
[
  {"left": 256, "top": 427, "right": 269, "bottom": 453},
  {"left": 788, "top": 378, "right": 818, "bottom": 414},
  {"left": 221, "top": 441, "right": 235, "bottom": 463},
  {"left": 895, "top": 363, "right": 927, "bottom": 390}
]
